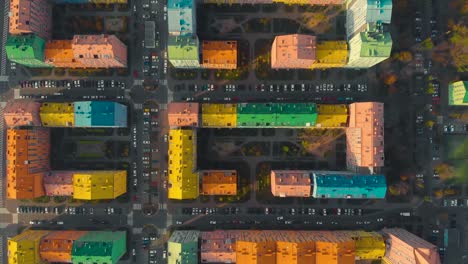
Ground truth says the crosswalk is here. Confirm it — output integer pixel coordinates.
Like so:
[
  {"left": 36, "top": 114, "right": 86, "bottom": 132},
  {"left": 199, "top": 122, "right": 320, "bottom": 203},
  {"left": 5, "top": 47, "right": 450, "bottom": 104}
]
[{"left": 1, "top": 0, "right": 10, "bottom": 76}]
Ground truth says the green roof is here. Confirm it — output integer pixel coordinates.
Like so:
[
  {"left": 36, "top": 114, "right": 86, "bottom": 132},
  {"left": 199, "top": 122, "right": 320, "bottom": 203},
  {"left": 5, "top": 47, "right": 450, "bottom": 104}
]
[
  {"left": 360, "top": 31, "right": 393, "bottom": 58},
  {"left": 277, "top": 103, "right": 317, "bottom": 127},
  {"left": 448, "top": 81, "right": 468, "bottom": 106},
  {"left": 71, "top": 231, "right": 126, "bottom": 264},
  {"left": 5, "top": 34, "right": 51, "bottom": 68},
  {"left": 236, "top": 103, "right": 317, "bottom": 127},
  {"left": 167, "top": 35, "right": 200, "bottom": 68}
]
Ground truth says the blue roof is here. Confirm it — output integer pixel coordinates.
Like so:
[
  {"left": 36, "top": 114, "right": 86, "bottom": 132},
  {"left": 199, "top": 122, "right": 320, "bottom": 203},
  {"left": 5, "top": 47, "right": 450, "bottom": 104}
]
[
  {"left": 74, "top": 101, "right": 127, "bottom": 127},
  {"left": 312, "top": 172, "right": 387, "bottom": 199}
]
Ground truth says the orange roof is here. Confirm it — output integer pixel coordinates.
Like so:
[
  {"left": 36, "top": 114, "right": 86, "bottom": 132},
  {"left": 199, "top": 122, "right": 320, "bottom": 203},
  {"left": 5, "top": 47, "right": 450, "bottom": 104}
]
[
  {"left": 202, "top": 41, "right": 237, "bottom": 69},
  {"left": 236, "top": 238, "right": 276, "bottom": 264},
  {"left": 276, "top": 231, "right": 316, "bottom": 264},
  {"left": 43, "top": 171, "right": 74, "bottom": 196},
  {"left": 168, "top": 102, "right": 199, "bottom": 127},
  {"left": 270, "top": 170, "right": 311, "bottom": 197},
  {"left": 7, "top": 129, "right": 49, "bottom": 199},
  {"left": 271, "top": 34, "right": 316, "bottom": 69},
  {"left": 3, "top": 100, "right": 41, "bottom": 127},
  {"left": 201, "top": 170, "right": 237, "bottom": 196},
  {"left": 44, "top": 40, "right": 86, "bottom": 68},
  {"left": 346, "top": 102, "right": 384, "bottom": 170},
  {"left": 39, "top": 231, "right": 88, "bottom": 263}
]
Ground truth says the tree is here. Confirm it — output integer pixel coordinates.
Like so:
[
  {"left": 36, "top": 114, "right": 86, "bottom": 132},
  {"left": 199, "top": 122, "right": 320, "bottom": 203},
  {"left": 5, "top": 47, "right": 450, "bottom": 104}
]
[
  {"left": 435, "top": 163, "right": 456, "bottom": 181},
  {"left": 383, "top": 74, "right": 397, "bottom": 85},
  {"left": 425, "top": 120, "right": 435, "bottom": 128},
  {"left": 420, "top": 38, "right": 434, "bottom": 50},
  {"left": 394, "top": 51, "right": 413, "bottom": 62},
  {"left": 448, "top": 23, "right": 468, "bottom": 72}
]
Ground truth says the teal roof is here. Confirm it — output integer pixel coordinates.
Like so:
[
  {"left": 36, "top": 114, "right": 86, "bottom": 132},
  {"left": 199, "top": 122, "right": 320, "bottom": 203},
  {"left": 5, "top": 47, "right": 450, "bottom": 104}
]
[
  {"left": 312, "top": 172, "right": 387, "bottom": 199},
  {"left": 360, "top": 31, "right": 392, "bottom": 57},
  {"left": 236, "top": 103, "right": 317, "bottom": 127},
  {"left": 168, "top": 0, "right": 196, "bottom": 35},
  {"left": 367, "top": 0, "right": 392, "bottom": 23},
  {"left": 5, "top": 34, "right": 51, "bottom": 68},
  {"left": 168, "top": 35, "right": 200, "bottom": 66},
  {"left": 168, "top": 0, "right": 193, "bottom": 9},
  {"left": 71, "top": 231, "right": 126, "bottom": 264},
  {"left": 74, "top": 101, "right": 127, "bottom": 127}
]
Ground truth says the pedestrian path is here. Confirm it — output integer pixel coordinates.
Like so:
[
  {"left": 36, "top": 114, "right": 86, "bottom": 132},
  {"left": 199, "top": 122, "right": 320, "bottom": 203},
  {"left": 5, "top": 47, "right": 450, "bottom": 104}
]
[
  {"left": 0, "top": 235, "right": 4, "bottom": 264},
  {"left": 127, "top": 210, "right": 134, "bottom": 226},
  {"left": 0, "top": 105, "right": 5, "bottom": 207},
  {"left": 1, "top": 0, "right": 9, "bottom": 76}
]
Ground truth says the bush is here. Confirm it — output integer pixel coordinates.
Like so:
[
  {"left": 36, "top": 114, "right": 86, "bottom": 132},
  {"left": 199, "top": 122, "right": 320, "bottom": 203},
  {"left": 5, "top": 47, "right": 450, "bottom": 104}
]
[
  {"left": 53, "top": 196, "right": 67, "bottom": 203},
  {"left": 33, "top": 196, "right": 51, "bottom": 203}
]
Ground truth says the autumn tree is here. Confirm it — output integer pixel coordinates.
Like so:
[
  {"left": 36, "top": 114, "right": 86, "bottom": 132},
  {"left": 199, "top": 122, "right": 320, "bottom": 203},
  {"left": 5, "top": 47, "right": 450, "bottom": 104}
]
[{"left": 393, "top": 51, "right": 413, "bottom": 62}]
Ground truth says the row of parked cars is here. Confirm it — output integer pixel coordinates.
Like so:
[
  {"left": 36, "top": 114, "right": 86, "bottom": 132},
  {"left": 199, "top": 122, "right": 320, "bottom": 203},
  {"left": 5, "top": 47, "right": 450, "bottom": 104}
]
[
  {"left": 182, "top": 207, "right": 240, "bottom": 215},
  {"left": 20, "top": 79, "right": 126, "bottom": 89},
  {"left": 17, "top": 206, "right": 62, "bottom": 214}
]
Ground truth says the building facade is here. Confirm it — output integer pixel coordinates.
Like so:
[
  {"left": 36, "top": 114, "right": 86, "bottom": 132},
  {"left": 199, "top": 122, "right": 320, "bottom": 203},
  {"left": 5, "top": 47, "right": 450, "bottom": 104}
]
[
  {"left": 448, "top": 81, "right": 468, "bottom": 106},
  {"left": 346, "top": 0, "right": 393, "bottom": 40},
  {"left": 168, "top": 129, "right": 199, "bottom": 199},
  {"left": 168, "top": 231, "right": 200, "bottom": 264},
  {"left": 201, "top": 103, "right": 237, "bottom": 128},
  {"left": 72, "top": 171, "right": 127, "bottom": 200},
  {"left": 9, "top": 230, "right": 126, "bottom": 264},
  {"left": 43, "top": 171, "right": 74, "bottom": 196},
  {"left": 3, "top": 100, "right": 42, "bottom": 127},
  {"left": 5, "top": 34, "right": 51, "bottom": 68},
  {"left": 346, "top": 30, "right": 392, "bottom": 68},
  {"left": 168, "top": 102, "right": 200, "bottom": 127},
  {"left": 271, "top": 34, "right": 316, "bottom": 69},
  {"left": 316, "top": 104, "right": 349, "bottom": 127},
  {"left": 9, "top": 0, "right": 52, "bottom": 40},
  {"left": 8, "top": 230, "right": 50, "bottom": 264},
  {"left": 382, "top": 228, "right": 441, "bottom": 264},
  {"left": 182, "top": 229, "right": 400, "bottom": 264},
  {"left": 270, "top": 170, "right": 312, "bottom": 197},
  {"left": 39, "top": 231, "right": 89, "bottom": 263},
  {"left": 168, "top": 35, "right": 201, "bottom": 68},
  {"left": 74, "top": 101, "right": 127, "bottom": 127},
  {"left": 6, "top": 128, "right": 50, "bottom": 199},
  {"left": 201, "top": 41, "right": 237, "bottom": 69},
  {"left": 71, "top": 231, "right": 126, "bottom": 264},
  {"left": 346, "top": 102, "right": 384, "bottom": 172},
  {"left": 71, "top": 35, "right": 127, "bottom": 68},
  {"left": 39, "top": 102, "right": 75, "bottom": 127},
  {"left": 200, "top": 170, "right": 237, "bottom": 195},
  {"left": 312, "top": 171, "right": 387, "bottom": 199},
  {"left": 310, "top": 41, "right": 349, "bottom": 69}
]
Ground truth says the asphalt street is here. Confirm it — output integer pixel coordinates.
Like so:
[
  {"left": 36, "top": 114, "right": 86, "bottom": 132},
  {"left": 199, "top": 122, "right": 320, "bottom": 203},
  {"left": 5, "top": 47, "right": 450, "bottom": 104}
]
[{"left": 0, "top": 0, "right": 466, "bottom": 264}]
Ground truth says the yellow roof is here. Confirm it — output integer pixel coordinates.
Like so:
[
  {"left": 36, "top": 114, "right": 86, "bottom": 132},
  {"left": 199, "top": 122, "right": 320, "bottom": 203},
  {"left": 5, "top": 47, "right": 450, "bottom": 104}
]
[
  {"left": 311, "top": 41, "right": 348, "bottom": 69},
  {"left": 8, "top": 230, "right": 50, "bottom": 264},
  {"left": 39, "top": 102, "right": 75, "bottom": 127},
  {"left": 72, "top": 171, "right": 127, "bottom": 200},
  {"left": 316, "top": 104, "right": 349, "bottom": 127},
  {"left": 168, "top": 129, "right": 199, "bottom": 199},
  {"left": 353, "top": 231, "right": 386, "bottom": 260},
  {"left": 201, "top": 104, "right": 237, "bottom": 128}
]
